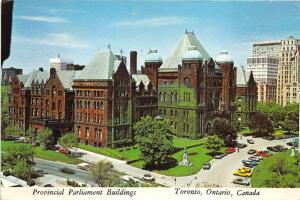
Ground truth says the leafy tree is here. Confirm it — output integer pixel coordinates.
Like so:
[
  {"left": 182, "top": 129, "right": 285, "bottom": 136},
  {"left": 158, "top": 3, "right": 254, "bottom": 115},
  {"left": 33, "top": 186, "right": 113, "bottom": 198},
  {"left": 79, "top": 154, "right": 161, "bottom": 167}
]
[
  {"left": 37, "top": 128, "right": 54, "bottom": 149},
  {"left": 1, "top": 86, "right": 10, "bottom": 134},
  {"left": 249, "top": 112, "right": 273, "bottom": 137},
  {"left": 59, "top": 132, "right": 79, "bottom": 150},
  {"left": 4, "top": 124, "right": 21, "bottom": 137},
  {"left": 134, "top": 116, "right": 174, "bottom": 168},
  {"left": 90, "top": 160, "right": 120, "bottom": 187},
  {"left": 210, "top": 118, "right": 237, "bottom": 146},
  {"left": 280, "top": 119, "right": 298, "bottom": 133},
  {"left": 13, "top": 158, "right": 32, "bottom": 180},
  {"left": 206, "top": 134, "right": 224, "bottom": 155},
  {"left": 26, "top": 127, "right": 37, "bottom": 145},
  {"left": 2, "top": 144, "right": 35, "bottom": 180}
]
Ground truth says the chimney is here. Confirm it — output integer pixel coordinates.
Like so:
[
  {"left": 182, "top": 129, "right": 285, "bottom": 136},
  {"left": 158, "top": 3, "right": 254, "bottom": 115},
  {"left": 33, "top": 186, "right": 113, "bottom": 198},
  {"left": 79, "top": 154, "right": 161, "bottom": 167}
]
[
  {"left": 50, "top": 67, "right": 56, "bottom": 77},
  {"left": 130, "top": 51, "right": 137, "bottom": 75},
  {"left": 39, "top": 67, "right": 44, "bottom": 72}
]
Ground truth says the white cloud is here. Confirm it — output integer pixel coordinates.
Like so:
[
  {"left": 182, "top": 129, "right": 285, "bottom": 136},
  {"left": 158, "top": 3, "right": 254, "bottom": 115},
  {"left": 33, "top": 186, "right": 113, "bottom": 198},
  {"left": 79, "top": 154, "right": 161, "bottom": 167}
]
[
  {"left": 114, "top": 16, "right": 189, "bottom": 27},
  {"left": 13, "top": 33, "right": 88, "bottom": 49},
  {"left": 16, "top": 15, "right": 68, "bottom": 23}
]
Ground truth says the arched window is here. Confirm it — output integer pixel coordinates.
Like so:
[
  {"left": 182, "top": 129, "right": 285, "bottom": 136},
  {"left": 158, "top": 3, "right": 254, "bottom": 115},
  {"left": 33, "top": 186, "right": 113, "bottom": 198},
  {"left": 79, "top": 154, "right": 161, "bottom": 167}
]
[
  {"left": 174, "top": 92, "right": 178, "bottom": 102},
  {"left": 170, "top": 92, "right": 174, "bottom": 102},
  {"left": 159, "top": 92, "right": 163, "bottom": 101},
  {"left": 184, "top": 77, "right": 191, "bottom": 86},
  {"left": 163, "top": 92, "right": 166, "bottom": 101}
]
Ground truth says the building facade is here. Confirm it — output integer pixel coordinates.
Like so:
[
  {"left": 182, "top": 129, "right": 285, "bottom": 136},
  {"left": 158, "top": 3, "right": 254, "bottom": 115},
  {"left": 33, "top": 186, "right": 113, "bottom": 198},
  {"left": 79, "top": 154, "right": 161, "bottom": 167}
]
[
  {"left": 2, "top": 67, "right": 22, "bottom": 85},
  {"left": 276, "top": 36, "right": 300, "bottom": 106},
  {"left": 234, "top": 66, "right": 257, "bottom": 128},
  {"left": 247, "top": 40, "right": 281, "bottom": 103},
  {"left": 9, "top": 31, "right": 257, "bottom": 146}
]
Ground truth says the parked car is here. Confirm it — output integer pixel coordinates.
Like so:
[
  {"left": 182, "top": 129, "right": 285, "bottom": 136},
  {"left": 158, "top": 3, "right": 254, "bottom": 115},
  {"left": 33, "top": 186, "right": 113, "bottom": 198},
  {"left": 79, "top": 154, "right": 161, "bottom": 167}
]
[
  {"left": 233, "top": 170, "right": 252, "bottom": 178},
  {"left": 249, "top": 156, "right": 261, "bottom": 162},
  {"left": 247, "top": 139, "right": 254, "bottom": 144},
  {"left": 237, "top": 143, "right": 247, "bottom": 149},
  {"left": 214, "top": 153, "right": 227, "bottom": 159},
  {"left": 77, "top": 163, "right": 90, "bottom": 171},
  {"left": 267, "top": 146, "right": 277, "bottom": 152},
  {"left": 247, "top": 149, "right": 256, "bottom": 155},
  {"left": 232, "top": 178, "right": 250, "bottom": 186},
  {"left": 143, "top": 174, "right": 155, "bottom": 181},
  {"left": 242, "top": 160, "right": 257, "bottom": 168},
  {"left": 225, "top": 147, "right": 236, "bottom": 154},
  {"left": 58, "top": 147, "right": 69, "bottom": 154},
  {"left": 256, "top": 150, "right": 270, "bottom": 157},
  {"left": 203, "top": 163, "right": 211, "bottom": 170},
  {"left": 267, "top": 145, "right": 287, "bottom": 152}
]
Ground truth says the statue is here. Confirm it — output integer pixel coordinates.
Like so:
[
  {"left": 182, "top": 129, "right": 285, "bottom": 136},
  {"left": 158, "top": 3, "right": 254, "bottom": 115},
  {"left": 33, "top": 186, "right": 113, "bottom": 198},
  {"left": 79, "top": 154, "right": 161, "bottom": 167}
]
[{"left": 179, "top": 147, "right": 193, "bottom": 166}]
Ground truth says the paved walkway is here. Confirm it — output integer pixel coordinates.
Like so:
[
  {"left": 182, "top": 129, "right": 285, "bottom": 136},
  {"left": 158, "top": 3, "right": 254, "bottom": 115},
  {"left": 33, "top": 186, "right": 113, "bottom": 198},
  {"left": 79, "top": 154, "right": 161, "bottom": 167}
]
[{"left": 77, "top": 136, "right": 296, "bottom": 187}]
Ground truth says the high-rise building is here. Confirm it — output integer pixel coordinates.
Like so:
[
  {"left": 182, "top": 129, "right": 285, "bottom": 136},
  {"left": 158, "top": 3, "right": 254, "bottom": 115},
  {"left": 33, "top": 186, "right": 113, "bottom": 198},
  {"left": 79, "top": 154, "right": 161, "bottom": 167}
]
[
  {"left": 49, "top": 55, "right": 73, "bottom": 70},
  {"left": 276, "top": 36, "right": 300, "bottom": 106},
  {"left": 247, "top": 41, "right": 281, "bottom": 103}
]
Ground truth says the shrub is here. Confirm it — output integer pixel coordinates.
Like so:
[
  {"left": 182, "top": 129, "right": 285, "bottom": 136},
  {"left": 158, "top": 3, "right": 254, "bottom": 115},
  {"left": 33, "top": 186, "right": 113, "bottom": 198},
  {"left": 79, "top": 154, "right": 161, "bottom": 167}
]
[
  {"left": 3, "top": 170, "right": 11, "bottom": 176},
  {"left": 60, "top": 167, "right": 74, "bottom": 174},
  {"left": 27, "top": 179, "right": 35, "bottom": 186}
]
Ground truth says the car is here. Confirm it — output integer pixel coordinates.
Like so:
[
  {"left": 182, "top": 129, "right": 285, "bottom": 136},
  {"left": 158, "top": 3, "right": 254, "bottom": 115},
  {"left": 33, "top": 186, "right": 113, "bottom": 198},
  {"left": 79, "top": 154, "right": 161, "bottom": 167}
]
[
  {"left": 267, "top": 146, "right": 277, "bottom": 152},
  {"left": 249, "top": 156, "right": 261, "bottom": 162},
  {"left": 233, "top": 170, "right": 252, "bottom": 178},
  {"left": 242, "top": 160, "right": 257, "bottom": 168},
  {"left": 256, "top": 150, "right": 270, "bottom": 157},
  {"left": 225, "top": 147, "right": 236, "bottom": 154},
  {"left": 143, "top": 174, "right": 155, "bottom": 181},
  {"left": 58, "top": 147, "right": 69, "bottom": 154},
  {"left": 77, "top": 162, "right": 90, "bottom": 171},
  {"left": 237, "top": 143, "right": 247, "bottom": 149},
  {"left": 247, "top": 149, "right": 256, "bottom": 155},
  {"left": 235, "top": 167, "right": 251, "bottom": 173},
  {"left": 275, "top": 145, "right": 287, "bottom": 152},
  {"left": 214, "top": 153, "right": 227, "bottom": 159},
  {"left": 232, "top": 178, "right": 250, "bottom": 186},
  {"left": 203, "top": 163, "right": 211, "bottom": 170},
  {"left": 247, "top": 139, "right": 254, "bottom": 144}
]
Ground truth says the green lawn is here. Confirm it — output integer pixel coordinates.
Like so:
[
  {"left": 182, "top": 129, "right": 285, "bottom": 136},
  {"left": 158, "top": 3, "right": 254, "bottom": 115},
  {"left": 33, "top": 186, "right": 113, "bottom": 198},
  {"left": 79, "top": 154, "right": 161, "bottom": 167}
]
[
  {"left": 79, "top": 144, "right": 124, "bottom": 159},
  {"left": 238, "top": 127, "right": 254, "bottom": 135},
  {"left": 273, "top": 129, "right": 284, "bottom": 138},
  {"left": 1, "top": 141, "right": 82, "bottom": 165},
  {"left": 251, "top": 150, "right": 300, "bottom": 188},
  {"left": 172, "top": 137, "right": 204, "bottom": 148}
]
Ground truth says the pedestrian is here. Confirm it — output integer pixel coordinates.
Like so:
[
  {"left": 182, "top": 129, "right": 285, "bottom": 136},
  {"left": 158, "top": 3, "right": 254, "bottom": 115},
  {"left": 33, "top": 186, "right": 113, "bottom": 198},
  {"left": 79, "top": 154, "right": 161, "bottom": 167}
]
[{"left": 238, "top": 147, "right": 240, "bottom": 152}]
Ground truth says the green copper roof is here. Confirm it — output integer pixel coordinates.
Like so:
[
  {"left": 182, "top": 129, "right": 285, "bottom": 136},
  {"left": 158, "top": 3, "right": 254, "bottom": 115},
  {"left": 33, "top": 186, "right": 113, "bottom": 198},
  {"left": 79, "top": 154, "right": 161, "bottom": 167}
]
[
  {"left": 75, "top": 50, "right": 121, "bottom": 80},
  {"left": 160, "top": 31, "right": 211, "bottom": 72}
]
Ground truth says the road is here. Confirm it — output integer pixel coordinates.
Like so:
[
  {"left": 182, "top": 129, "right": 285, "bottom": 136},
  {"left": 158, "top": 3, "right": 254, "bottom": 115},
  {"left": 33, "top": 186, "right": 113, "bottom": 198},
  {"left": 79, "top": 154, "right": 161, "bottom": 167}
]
[
  {"left": 34, "top": 158, "right": 97, "bottom": 186},
  {"left": 77, "top": 136, "right": 296, "bottom": 187},
  {"left": 190, "top": 136, "right": 295, "bottom": 187}
]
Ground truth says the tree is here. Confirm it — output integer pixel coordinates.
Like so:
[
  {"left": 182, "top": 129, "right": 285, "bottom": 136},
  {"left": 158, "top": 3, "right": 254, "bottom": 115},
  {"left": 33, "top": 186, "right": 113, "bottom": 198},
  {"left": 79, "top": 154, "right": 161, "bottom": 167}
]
[
  {"left": 206, "top": 135, "right": 224, "bottom": 155},
  {"left": 210, "top": 118, "right": 237, "bottom": 146},
  {"left": 13, "top": 158, "right": 31, "bottom": 181},
  {"left": 26, "top": 127, "right": 37, "bottom": 145},
  {"left": 4, "top": 124, "right": 21, "bottom": 137},
  {"left": 90, "top": 160, "right": 120, "bottom": 187},
  {"left": 2, "top": 144, "right": 35, "bottom": 180},
  {"left": 280, "top": 119, "right": 298, "bottom": 133},
  {"left": 1, "top": 86, "right": 10, "bottom": 134},
  {"left": 59, "top": 132, "right": 79, "bottom": 155},
  {"left": 249, "top": 112, "right": 273, "bottom": 137},
  {"left": 37, "top": 128, "right": 54, "bottom": 149},
  {"left": 134, "top": 116, "right": 174, "bottom": 168}
]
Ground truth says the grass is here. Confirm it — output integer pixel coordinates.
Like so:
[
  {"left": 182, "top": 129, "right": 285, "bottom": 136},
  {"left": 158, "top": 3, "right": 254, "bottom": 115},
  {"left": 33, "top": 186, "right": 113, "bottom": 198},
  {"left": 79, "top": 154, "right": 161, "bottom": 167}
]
[
  {"left": 273, "top": 129, "right": 284, "bottom": 138},
  {"left": 251, "top": 150, "right": 300, "bottom": 187},
  {"left": 1, "top": 141, "right": 82, "bottom": 165},
  {"left": 238, "top": 127, "right": 254, "bottom": 135},
  {"left": 78, "top": 144, "right": 123, "bottom": 160},
  {"left": 172, "top": 137, "right": 204, "bottom": 148}
]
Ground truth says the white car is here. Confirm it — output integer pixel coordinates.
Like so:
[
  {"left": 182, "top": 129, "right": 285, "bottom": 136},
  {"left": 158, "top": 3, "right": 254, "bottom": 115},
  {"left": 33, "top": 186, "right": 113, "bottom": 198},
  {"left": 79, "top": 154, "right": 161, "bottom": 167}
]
[
  {"left": 77, "top": 163, "right": 90, "bottom": 170},
  {"left": 143, "top": 174, "right": 155, "bottom": 181}
]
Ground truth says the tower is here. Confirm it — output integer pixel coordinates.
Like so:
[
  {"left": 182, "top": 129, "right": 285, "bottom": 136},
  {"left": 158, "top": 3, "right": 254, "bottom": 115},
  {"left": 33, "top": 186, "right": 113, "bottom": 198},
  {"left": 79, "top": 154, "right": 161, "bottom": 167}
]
[
  {"left": 216, "top": 50, "right": 236, "bottom": 111},
  {"left": 142, "top": 49, "right": 162, "bottom": 91}
]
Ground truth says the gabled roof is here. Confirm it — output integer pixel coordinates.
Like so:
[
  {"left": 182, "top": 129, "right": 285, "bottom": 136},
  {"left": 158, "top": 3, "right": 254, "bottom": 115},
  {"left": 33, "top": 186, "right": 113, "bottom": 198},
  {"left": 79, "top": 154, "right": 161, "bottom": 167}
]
[
  {"left": 17, "top": 70, "right": 50, "bottom": 88},
  {"left": 56, "top": 70, "right": 77, "bottom": 90},
  {"left": 132, "top": 74, "right": 151, "bottom": 91},
  {"left": 236, "top": 66, "right": 251, "bottom": 87},
  {"left": 160, "top": 31, "right": 211, "bottom": 72},
  {"left": 74, "top": 50, "right": 121, "bottom": 80}
]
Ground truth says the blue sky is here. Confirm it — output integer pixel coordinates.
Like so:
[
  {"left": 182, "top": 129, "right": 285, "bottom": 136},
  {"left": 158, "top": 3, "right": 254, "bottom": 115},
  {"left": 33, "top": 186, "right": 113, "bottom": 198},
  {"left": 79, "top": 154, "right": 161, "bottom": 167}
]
[{"left": 3, "top": 0, "right": 300, "bottom": 73}]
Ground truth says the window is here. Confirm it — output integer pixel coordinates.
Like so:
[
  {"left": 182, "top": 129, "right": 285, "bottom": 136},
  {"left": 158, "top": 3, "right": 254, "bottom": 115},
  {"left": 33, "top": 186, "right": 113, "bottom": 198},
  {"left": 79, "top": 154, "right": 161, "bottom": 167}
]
[
  {"left": 163, "top": 81, "right": 168, "bottom": 86},
  {"left": 184, "top": 77, "right": 191, "bottom": 86},
  {"left": 86, "top": 127, "right": 90, "bottom": 139},
  {"left": 159, "top": 92, "right": 163, "bottom": 101}
]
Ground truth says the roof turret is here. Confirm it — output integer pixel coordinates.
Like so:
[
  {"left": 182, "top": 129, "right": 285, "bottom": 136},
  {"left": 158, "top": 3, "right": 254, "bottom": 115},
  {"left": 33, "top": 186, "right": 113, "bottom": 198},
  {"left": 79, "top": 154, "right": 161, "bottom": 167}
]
[
  {"left": 145, "top": 49, "right": 162, "bottom": 63},
  {"left": 182, "top": 46, "right": 202, "bottom": 61},
  {"left": 216, "top": 50, "right": 234, "bottom": 64}
]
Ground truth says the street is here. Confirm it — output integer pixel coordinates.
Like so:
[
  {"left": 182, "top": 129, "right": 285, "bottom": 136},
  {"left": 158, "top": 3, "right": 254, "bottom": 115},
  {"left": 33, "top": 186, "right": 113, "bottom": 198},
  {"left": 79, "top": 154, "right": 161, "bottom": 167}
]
[{"left": 34, "top": 158, "right": 97, "bottom": 186}]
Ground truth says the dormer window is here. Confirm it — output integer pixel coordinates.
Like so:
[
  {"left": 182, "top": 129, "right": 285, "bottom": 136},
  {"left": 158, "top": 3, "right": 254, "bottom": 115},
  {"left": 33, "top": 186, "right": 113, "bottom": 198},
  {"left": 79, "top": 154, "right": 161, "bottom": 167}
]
[{"left": 184, "top": 77, "right": 191, "bottom": 86}]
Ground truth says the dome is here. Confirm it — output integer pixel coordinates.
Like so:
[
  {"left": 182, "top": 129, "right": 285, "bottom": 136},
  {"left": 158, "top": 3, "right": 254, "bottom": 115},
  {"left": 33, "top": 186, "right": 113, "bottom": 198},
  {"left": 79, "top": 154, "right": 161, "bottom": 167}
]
[
  {"left": 182, "top": 46, "right": 202, "bottom": 61},
  {"left": 216, "top": 50, "right": 234, "bottom": 64},
  {"left": 145, "top": 49, "right": 162, "bottom": 63}
]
